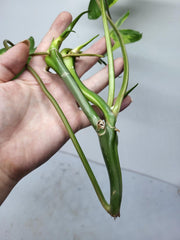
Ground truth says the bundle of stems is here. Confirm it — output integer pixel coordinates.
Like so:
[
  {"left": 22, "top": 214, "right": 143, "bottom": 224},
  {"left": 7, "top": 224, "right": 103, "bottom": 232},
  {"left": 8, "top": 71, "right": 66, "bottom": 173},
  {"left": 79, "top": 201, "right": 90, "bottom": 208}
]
[
  {"left": 42, "top": 0, "right": 129, "bottom": 217},
  {"left": 1, "top": 0, "right": 141, "bottom": 217},
  {"left": 28, "top": 1, "right": 132, "bottom": 218}
]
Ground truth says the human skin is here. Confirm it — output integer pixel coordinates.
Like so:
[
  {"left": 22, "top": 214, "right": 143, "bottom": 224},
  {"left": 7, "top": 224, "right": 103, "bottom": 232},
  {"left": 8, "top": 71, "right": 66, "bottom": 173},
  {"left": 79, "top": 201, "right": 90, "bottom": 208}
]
[{"left": 0, "top": 11, "right": 131, "bottom": 205}]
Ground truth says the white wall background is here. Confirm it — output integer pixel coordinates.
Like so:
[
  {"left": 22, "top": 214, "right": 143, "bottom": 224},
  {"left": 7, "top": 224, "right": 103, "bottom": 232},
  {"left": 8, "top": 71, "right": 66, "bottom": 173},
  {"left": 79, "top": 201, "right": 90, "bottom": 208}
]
[{"left": 0, "top": 0, "right": 179, "bottom": 186}]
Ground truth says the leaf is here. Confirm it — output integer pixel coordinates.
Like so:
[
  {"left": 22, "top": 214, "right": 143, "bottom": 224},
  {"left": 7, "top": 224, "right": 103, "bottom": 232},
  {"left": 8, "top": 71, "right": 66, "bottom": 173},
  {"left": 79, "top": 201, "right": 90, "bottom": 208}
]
[
  {"left": 0, "top": 48, "right": 6, "bottom": 55},
  {"left": 28, "top": 36, "right": 36, "bottom": 54},
  {"left": 120, "top": 29, "right": 142, "bottom": 44},
  {"left": 88, "top": 0, "right": 119, "bottom": 19},
  {"left": 88, "top": 0, "right": 101, "bottom": 19},
  {"left": 108, "top": 0, "right": 119, "bottom": 7},
  {"left": 110, "top": 29, "right": 142, "bottom": 51},
  {"left": 115, "top": 11, "right": 130, "bottom": 28}
]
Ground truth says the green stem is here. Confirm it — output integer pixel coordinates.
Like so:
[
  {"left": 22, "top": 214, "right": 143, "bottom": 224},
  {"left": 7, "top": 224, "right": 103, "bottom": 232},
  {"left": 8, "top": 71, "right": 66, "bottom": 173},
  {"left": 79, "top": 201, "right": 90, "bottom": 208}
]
[
  {"left": 104, "top": 0, "right": 112, "bottom": 19},
  {"left": 98, "top": 0, "right": 115, "bottom": 107},
  {"left": 107, "top": 16, "right": 129, "bottom": 117},
  {"left": 61, "top": 48, "right": 114, "bottom": 122},
  {"left": 98, "top": 123, "right": 122, "bottom": 217},
  {"left": 27, "top": 64, "right": 110, "bottom": 213},
  {"left": 63, "top": 53, "right": 104, "bottom": 58},
  {"left": 61, "top": 48, "right": 122, "bottom": 217},
  {"left": 45, "top": 47, "right": 101, "bottom": 131},
  {"left": 29, "top": 52, "right": 49, "bottom": 56}
]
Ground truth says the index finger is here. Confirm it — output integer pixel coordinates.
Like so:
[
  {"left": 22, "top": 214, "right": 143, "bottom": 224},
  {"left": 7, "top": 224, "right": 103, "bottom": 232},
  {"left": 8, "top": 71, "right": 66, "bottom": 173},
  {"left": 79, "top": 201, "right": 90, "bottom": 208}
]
[
  {"left": 36, "top": 11, "right": 72, "bottom": 52},
  {"left": 30, "top": 12, "right": 72, "bottom": 69}
]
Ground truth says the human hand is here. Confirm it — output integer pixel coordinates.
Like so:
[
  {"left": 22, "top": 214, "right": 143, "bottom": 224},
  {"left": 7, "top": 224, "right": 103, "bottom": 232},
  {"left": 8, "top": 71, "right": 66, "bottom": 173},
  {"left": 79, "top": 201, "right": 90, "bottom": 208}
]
[{"left": 0, "top": 12, "right": 131, "bottom": 203}]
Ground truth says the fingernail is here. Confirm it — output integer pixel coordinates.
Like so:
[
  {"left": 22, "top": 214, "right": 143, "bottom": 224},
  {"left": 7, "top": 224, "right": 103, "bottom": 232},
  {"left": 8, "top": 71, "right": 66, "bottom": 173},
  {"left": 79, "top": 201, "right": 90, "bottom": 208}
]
[{"left": 21, "top": 39, "right": 30, "bottom": 47}]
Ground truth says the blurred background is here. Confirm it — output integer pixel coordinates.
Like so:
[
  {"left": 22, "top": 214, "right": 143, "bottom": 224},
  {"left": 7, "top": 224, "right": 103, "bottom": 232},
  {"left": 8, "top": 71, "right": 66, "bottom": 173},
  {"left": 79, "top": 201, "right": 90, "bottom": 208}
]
[{"left": 0, "top": 0, "right": 180, "bottom": 239}]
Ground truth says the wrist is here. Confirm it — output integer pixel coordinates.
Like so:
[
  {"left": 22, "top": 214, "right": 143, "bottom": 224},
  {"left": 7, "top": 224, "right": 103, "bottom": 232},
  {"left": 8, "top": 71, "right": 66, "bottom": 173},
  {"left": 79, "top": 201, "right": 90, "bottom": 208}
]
[{"left": 0, "top": 166, "right": 17, "bottom": 205}]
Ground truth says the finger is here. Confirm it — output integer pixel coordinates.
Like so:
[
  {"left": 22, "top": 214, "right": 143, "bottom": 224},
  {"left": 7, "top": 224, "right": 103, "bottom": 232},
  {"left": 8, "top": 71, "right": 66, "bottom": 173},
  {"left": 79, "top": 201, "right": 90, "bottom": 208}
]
[
  {"left": 36, "top": 11, "right": 72, "bottom": 52},
  {"left": 30, "top": 12, "right": 72, "bottom": 68},
  {"left": 119, "top": 95, "right": 132, "bottom": 111},
  {"left": 75, "top": 37, "right": 109, "bottom": 77},
  {"left": 83, "top": 57, "right": 124, "bottom": 93},
  {"left": 78, "top": 95, "right": 132, "bottom": 129},
  {"left": 0, "top": 41, "right": 30, "bottom": 83}
]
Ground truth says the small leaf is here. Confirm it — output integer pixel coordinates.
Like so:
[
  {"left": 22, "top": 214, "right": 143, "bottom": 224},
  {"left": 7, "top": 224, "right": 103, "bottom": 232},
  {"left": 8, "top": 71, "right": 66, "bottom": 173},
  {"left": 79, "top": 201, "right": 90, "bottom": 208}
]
[
  {"left": 110, "top": 29, "right": 142, "bottom": 51},
  {"left": 115, "top": 11, "right": 130, "bottom": 28},
  {"left": 0, "top": 48, "right": 6, "bottom": 55},
  {"left": 120, "top": 29, "right": 142, "bottom": 44},
  {"left": 28, "top": 36, "right": 36, "bottom": 54},
  {"left": 88, "top": 0, "right": 101, "bottom": 19},
  {"left": 88, "top": 0, "right": 119, "bottom": 19},
  {"left": 108, "top": 0, "right": 119, "bottom": 8}
]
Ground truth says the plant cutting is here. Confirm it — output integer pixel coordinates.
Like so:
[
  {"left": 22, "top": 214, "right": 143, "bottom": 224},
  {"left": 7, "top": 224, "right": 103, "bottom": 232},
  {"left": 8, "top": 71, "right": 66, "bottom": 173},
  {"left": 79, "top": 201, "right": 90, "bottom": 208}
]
[{"left": 0, "top": 0, "right": 141, "bottom": 217}]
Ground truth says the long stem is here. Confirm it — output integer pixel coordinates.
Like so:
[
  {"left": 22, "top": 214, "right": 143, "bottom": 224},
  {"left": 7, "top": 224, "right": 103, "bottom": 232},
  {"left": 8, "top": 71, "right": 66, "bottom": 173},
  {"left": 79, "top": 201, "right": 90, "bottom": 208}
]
[
  {"left": 63, "top": 53, "right": 103, "bottom": 58},
  {"left": 27, "top": 64, "right": 110, "bottom": 213},
  {"left": 98, "top": 0, "right": 115, "bottom": 107},
  {"left": 61, "top": 49, "right": 114, "bottom": 122},
  {"left": 45, "top": 48, "right": 101, "bottom": 130},
  {"left": 107, "top": 16, "right": 129, "bottom": 116},
  {"left": 29, "top": 52, "right": 49, "bottom": 56}
]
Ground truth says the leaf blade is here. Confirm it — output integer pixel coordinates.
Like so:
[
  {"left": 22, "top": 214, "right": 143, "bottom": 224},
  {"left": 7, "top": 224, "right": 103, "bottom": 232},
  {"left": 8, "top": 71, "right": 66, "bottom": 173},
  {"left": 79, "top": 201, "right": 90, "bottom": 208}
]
[
  {"left": 115, "top": 11, "right": 130, "bottom": 28},
  {"left": 88, "top": 0, "right": 119, "bottom": 19},
  {"left": 110, "top": 29, "right": 142, "bottom": 51}
]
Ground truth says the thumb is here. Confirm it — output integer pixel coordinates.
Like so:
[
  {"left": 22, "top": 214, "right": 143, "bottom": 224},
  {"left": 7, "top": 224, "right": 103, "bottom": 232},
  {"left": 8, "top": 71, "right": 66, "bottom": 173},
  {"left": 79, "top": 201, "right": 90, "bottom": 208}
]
[{"left": 0, "top": 40, "right": 30, "bottom": 83}]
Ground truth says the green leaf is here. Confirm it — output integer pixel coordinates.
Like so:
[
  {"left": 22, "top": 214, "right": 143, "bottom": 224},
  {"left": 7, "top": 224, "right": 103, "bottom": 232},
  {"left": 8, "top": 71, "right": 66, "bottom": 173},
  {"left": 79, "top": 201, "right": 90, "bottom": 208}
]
[
  {"left": 0, "top": 47, "right": 6, "bottom": 55},
  {"left": 120, "top": 29, "right": 142, "bottom": 44},
  {"left": 115, "top": 11, "right": 130, "bottom": 28},
  {"left": 88, "top": 0, "right": 119, "bottom": 19},
  {"left": 28, "top": 36, "right": 36, "bottom": 54},
  {"left": 110, "top": 29, "right": 142, "bottom": 51},
  {"left": 88, "top": 0, "right": 100, "bottom": 19}
]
